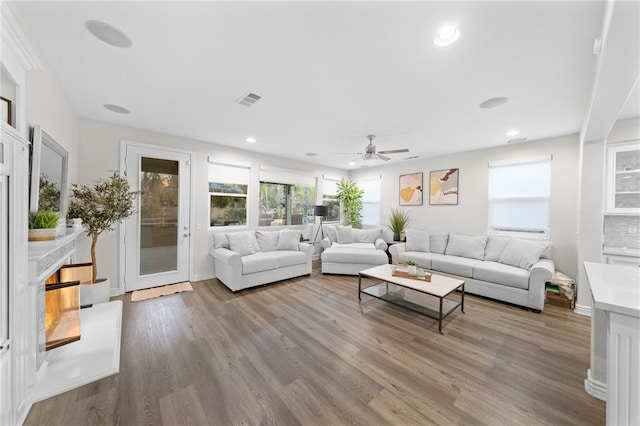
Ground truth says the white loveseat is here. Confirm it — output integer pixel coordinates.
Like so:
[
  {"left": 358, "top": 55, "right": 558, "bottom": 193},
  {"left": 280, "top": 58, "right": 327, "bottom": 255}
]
[
  {"left": 389, "top": 230, "right": 554, "bottom": 311},
  {"left": 210, "top": 229, "right": 312, "bottom": 292},
  {"left": 320, "top": 225, "right": 389, "bottom": 275}
]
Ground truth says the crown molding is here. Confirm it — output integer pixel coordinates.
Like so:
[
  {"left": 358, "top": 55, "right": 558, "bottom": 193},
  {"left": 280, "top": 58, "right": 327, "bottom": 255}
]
[{"left": 1, "top": 2, "right": 43, "bottom": 72}]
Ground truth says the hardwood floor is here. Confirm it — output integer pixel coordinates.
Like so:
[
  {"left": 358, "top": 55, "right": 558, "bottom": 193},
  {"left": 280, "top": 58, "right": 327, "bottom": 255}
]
[{"left": 25, "top": 261, "right": 605, "bottom": 425}]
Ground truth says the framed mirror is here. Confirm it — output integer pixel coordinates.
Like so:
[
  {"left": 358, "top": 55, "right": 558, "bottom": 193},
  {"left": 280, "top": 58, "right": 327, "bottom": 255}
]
[{"left": 29, "top": 125, "right": 68, "bottom": 217}]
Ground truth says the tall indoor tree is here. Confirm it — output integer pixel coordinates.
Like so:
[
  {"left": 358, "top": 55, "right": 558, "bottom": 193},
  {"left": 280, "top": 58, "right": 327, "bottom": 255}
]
[{"left": 336, "top": 178, "right": 364, "bottom": 228}]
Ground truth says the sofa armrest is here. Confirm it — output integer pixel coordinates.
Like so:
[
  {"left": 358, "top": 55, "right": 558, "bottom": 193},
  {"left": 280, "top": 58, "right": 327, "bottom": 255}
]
[
  {"left": 211, "top": 247, "right": 241, "bottom": 267},
  {"left": 528, "top": 258, "right": 555, "bottom": 311},
  {"left": 375, "top": 238, "right": 388, "bottom": 251},
  {"left": 211, "top": 247, "right": 243, "bottom": 290},
  {"left": 388, "top": 242, "right": 406, "bottom": 265},
  {"left": 321, "top": 237, "right": 332, "bottom": 249},
  {"left": 298, "top": 242, "right": 313, "bottom": 274}
]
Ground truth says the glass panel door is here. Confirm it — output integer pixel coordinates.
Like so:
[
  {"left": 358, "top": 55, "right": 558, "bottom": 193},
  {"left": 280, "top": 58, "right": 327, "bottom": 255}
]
[{"left": 139, "top": 157, "right": 179, "bottom": 275}]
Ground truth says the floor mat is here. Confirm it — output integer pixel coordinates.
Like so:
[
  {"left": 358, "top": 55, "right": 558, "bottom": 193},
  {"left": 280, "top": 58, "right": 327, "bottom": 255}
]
[{"left": 131, "top": 281, "right": 193, "bottom": 302}]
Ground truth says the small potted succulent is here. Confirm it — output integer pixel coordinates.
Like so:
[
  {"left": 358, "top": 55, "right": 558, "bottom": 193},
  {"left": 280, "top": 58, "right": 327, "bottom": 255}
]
[
  {"left": 28, "top": 210, "right": 59, "bottom": 241},
  {"left": 404, "top": 260, "right": 417, "bottom": 276}
]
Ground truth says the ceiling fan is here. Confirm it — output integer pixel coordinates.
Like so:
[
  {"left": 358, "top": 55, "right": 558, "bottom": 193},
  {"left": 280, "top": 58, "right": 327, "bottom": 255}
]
[{"left": 340, "top": 135, "right": 409, "bottom": 162}]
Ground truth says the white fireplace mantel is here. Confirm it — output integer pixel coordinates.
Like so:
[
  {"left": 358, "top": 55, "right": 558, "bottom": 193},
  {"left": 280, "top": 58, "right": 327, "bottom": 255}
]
[{"left": 26, "top": 226, "right": 122, "bottom": 405}]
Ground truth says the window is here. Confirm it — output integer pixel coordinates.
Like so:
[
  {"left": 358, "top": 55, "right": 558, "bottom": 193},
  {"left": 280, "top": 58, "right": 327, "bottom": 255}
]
[
  {"left": 488, "top": 156, "right": 551, "bottom": 236},
  {"left": 322, "top": 177, "right": 341, "bottom": 222},
  {"left": 208, "top": 163, "right": 249, "bottom": 227},
  {"left": 259, "top": 166, "right": 316, "bottom": 226},
  {"left": 259, "top": 182, "right": 315, "bottom": 226},
  {"left": 357, "top": 177, "right": 381, "bottom": 225}
]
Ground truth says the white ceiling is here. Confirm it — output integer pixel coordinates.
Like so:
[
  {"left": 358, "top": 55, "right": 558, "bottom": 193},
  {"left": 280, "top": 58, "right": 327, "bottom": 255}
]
[{"left": 11, "top": 1, "right": 639, "bottom": 169}]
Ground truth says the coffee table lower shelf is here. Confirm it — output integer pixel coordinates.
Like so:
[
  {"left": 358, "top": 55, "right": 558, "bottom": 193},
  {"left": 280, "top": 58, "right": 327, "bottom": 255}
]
[{"left": 359, "top": 280, "right": 464, "bottom": 333}]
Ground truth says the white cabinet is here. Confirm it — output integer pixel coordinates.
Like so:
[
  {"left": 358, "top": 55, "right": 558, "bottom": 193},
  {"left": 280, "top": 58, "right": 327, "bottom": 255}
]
[{"left": 606, "top": 141, "right": 640, "bottom": 214}]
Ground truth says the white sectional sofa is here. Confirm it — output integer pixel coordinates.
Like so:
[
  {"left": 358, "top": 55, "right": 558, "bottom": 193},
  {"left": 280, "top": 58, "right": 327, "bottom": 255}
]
[
  {"left": 389, "top": 230, "right": 554, "bottom": 311},
  {"left": 210, "top": 229, "right": 312, "bottom": 291},
  {"left": 320, "top": 225, "right": 389, "bottom": 275}
]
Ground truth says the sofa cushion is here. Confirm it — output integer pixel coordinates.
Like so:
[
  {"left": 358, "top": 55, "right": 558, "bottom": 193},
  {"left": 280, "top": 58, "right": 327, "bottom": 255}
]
[
  {"left": 399, "top": 251, "right": 444, "bottom": 269},
  {"left": 405, "top": 229, "right": 430, "bottom": 252},
  {"left": 227, "top": 231, "right": 258, "bottom": 256},
  {"left": 213, "top": 232, "right": 229, "bottom": 249},
  {"left": 242, "top": 253, "right": 277, "bottom": 274},
  {"left": 273, "top": 250, "right": 307, "bottom": 268},
  {"left": 484, "top": 236, "right": 510, "bottom": 261},
  {"left": 445, "top": 234, "right": 487, "bottom": 260},
  {"left": 276, "top": 229, "right": 300, "bottom": 251},
  {"left": 256, "top": 230, "right": 279, "bottom": 252},
  {"left": 499, "top": 239, "right": 550, "bottom": 270},
  {"left": 325, "top": 225, "right": 338, "bottom": 243},
  {"left": 430, "top": 233, "right": 449, "bottom": 254},
  {"left": 432, "top": 255, "right": 482, "bottom": 278},
  {"left": 331, "top": 242, "right": 376, "bottom": 249},
  {"left": 474, "top": 261, "right": 530, "bottom": 290},
  {"left": 352, "top": 228, "right": 381, "bottom": 243},
  {"left": 336, "top": 226, "right": 354, "bottom": 244},
  {"left": 321, "top": 247, "right": 388, "bottom": 265}
]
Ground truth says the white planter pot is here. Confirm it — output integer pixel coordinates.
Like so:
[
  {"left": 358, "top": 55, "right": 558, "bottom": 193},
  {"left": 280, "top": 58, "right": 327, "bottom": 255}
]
[
  {"left": 80, "top": 278, "right": 110, "bottom": 306},
  {"left": 407, "top": 265, "right": 417, "bottom": 276}
]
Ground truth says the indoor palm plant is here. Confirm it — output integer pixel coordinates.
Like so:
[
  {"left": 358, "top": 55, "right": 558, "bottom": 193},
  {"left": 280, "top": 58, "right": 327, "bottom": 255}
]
[
  {"left": 386, "top": 207, "right": 410, "bottom": 241},
  {"left": 336, "top": 178, "right": 364, "bottom": 228},
  {"left": 67, "top": 171, "right": 137, "bottom": 297},
  {"left": 28, "top": 210, "right": 59, "bottom": 241}
]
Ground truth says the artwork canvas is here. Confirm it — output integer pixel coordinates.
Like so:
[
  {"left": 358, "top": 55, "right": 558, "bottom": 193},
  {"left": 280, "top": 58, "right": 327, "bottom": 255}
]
[
  {"left": 430, "top": 169, "right": 459, "bottom": 205},
  {"left": 399, "top": 173, "right": 423, "bottom": 206}
]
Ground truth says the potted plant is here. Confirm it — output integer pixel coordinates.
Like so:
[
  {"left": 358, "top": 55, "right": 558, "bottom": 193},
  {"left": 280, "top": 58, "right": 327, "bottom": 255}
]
[
  {"left": 67, "top": 171, "right": 137, "bottom": 303},
  {"left": 28, "top": 210, "right": 59, "bottom": 241},
  {"left": 404, "top": 260, "right": 417, "bottom": 276},
  {"left": 336, "top": 178, "right": 364, "bottom": 228},
  {"left": 386, "top": 207, "right": 410, "bottom": 241}
]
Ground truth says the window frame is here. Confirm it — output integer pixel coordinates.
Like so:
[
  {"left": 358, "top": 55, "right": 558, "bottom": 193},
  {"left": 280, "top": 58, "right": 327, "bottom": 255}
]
[{"left": 487, "top": 156, "right": 552, "bottom": 238}]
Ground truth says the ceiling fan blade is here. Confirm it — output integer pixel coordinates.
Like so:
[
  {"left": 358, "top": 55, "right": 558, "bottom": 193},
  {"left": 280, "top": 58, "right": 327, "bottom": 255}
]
[
  {"left": 378, "top": 155, "right": 391, "bottom": 161},
  {"left": 377, "top": 148, "right": 409, "bottom": 154}
]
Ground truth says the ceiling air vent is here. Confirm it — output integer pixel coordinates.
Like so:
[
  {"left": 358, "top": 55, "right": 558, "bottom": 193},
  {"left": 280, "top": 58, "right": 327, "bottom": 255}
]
[{"left": 236, "top": 91, "right": 262, "bottom": 107}]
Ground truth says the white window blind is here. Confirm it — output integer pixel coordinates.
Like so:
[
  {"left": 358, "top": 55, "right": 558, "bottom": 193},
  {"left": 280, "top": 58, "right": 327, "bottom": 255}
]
[
  {"left": 488, "top": 156, "right": 551, "bottom": 236},
  {"left": 357, "top": 176, "right": 381, "bottom": 225}
]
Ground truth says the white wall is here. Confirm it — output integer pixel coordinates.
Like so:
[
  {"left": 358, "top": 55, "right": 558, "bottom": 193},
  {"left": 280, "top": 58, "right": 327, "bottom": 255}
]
[
  {"left": 351, "top": 134, "right": 581, "bottom": 279},
  {"left": 77, "top": 119, "right": 346, "bottom": 289}
]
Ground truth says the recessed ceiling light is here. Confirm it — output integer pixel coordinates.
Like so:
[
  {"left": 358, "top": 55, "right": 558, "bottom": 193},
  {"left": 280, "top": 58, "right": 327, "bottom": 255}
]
[
  {"left": 103, "top": 104, "right": 130, "bottom": 114},
  {"left": 348, "top": 161, "right": 356, "bottom": 166},
  {"left": 434, "top": 25, "right": 460, "bottom": 47},
  {"left": 246, "top": 137, "right": 256, "bottom": 143},
  {"left": 479, "top": 97, "right": 509, "bottom": 109},
  {"left": 86, "top": 20, "right": 132, "bottom": 48},
  {"left": 305, "top": 152, "right": 317, "bottom": 157},
  {"left": 506, "top": 130, "right": 520, "bottom": 137}
]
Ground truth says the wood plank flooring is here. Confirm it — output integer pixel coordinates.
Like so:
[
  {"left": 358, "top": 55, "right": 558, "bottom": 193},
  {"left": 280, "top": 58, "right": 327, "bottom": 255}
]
[{"left": 25, "top": 261, "right": 605, "bottom": 425}]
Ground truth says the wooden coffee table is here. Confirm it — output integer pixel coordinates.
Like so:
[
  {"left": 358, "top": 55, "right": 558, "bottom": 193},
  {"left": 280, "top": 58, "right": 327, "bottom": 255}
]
[{"left": 358, "top": 264, "right": 465, "bottom": 333}]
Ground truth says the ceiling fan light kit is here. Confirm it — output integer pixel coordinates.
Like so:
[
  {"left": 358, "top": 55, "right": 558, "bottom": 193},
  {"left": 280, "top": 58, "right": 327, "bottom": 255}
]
[{"left": 341, "top": 135, "right": 410, "bottom": 164}]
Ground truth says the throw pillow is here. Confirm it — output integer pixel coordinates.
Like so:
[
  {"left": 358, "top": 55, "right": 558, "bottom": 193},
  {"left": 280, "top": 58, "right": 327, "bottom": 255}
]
[
  {"left": 352, "top": 228, "right": 381, "bottom": 243},
  {"left": 325, "top": 225, "right": 338, "bottom": 243},
  {"left": 336, "top": 226, "right": 354, "bottom": 244},
  {"left": 499, "top": 239, "right": 550, "bottom": 270},
  {"left": 445, "top": 234, "right": 487, "bottom": 260},
  {"left": 213, "top": 232, "right": 229, "bottom": 249},
  {"left": 256, "top": 231, "right": 279, "bottom": 252},
  {"left": 405, "top": 229, "right": 430, "bottom": 252},
  {"left": 276, "top": 229, "right": 301, "bottom": 251},
  {"left": 430, "top": 233, "right": 449, "bottom": 254},
  {"left": 484, "top": 236, "right": 510, "bottom": 261},
  {"left": 226, "top": 232, "right": 256, "bottom": 256}
]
